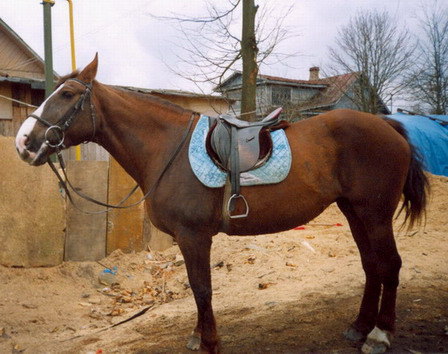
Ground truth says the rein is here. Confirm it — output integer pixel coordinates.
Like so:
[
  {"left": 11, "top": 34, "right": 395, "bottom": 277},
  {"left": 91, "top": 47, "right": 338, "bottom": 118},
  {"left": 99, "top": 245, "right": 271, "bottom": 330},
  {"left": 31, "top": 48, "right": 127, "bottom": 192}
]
[{"left": 40, "top": 79, "right": 196, "bottom": 214}]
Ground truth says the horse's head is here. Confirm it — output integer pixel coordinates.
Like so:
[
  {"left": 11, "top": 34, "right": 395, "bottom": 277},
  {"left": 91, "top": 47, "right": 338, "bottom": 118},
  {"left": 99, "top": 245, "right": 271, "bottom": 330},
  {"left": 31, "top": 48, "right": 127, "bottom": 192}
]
[{"left": 15, "top": 54, "right": 99, "bottom": 166}]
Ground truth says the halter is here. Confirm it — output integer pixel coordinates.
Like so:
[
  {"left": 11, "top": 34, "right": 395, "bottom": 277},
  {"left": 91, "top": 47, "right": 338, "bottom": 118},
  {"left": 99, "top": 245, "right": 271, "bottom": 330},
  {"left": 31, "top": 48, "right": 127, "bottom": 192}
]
[{"left": 30, "top": 78, "right": 96, "bottom": 148}]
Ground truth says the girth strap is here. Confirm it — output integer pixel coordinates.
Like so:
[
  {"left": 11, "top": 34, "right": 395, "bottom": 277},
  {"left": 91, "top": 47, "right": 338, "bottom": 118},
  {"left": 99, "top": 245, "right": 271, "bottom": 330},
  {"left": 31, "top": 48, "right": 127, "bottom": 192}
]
[{"left": 206, "top": 108, "right": 285, "bottom": 218}]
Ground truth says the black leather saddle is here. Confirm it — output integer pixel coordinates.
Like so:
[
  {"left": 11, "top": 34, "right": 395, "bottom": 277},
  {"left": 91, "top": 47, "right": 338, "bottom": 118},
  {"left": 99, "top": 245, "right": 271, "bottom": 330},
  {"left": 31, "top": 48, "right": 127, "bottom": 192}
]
[{"left": 206, "top": 107, "right": 289, "bottom": 218}]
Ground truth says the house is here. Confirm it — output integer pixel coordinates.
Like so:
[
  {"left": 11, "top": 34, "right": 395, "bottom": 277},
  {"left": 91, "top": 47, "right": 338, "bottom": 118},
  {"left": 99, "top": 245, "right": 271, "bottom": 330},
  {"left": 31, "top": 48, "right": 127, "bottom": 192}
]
[
  {"left": 215, "top": 67, "right": 390, "bottom": 121},
  {"left": 0, "top": 18, "right": 51, "bottom": 136}
]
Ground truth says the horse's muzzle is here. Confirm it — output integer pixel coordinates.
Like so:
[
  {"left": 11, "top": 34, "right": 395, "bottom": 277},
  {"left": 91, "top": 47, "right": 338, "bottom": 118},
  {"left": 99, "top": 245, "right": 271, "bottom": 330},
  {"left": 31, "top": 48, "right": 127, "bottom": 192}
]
[{"left": 16, "top": 137, "right": 50, "bottom": 166}]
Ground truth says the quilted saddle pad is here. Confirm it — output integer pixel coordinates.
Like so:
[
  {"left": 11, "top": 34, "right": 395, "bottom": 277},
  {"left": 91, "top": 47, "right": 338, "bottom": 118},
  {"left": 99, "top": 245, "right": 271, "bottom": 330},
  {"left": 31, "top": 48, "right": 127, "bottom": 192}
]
[{"left": 188, "top": 115, "right": 292, "bottom": 188}]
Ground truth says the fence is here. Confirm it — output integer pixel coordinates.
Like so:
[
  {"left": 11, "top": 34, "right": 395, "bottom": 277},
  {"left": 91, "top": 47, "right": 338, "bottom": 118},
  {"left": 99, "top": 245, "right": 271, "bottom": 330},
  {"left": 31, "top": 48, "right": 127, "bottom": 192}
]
[{"left": 0, "top": 136, "right": 173, "bottom": 267}]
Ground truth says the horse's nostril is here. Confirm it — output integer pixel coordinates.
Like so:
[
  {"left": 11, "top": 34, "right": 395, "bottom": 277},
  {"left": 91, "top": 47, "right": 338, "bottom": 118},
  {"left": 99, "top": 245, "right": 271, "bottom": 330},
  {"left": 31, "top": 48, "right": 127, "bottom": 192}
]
[{"left": 23, "top": 135, "right": 33, "bottom": 149}]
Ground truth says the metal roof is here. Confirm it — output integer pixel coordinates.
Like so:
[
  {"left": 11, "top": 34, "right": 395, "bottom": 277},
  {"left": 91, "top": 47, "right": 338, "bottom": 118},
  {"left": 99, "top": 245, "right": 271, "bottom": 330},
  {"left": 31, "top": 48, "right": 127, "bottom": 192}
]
[
  {"left": 118, "top": 86, "right": 233, "bottom": 102},
  {"left": 0, "top": 75, "right": 46, "bottom": 90}
]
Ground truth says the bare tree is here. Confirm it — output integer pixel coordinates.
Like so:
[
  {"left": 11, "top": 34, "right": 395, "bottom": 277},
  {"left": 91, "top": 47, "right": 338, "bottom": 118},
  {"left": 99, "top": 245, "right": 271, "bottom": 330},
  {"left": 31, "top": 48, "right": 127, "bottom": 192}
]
[
  {"left": 408, "top": 1, "right": 448, "bottom": 114},
  {"left": 151, "top": 1, "right": 293, "bottom": 121},
  {"left": 326, "top": 10, "right": 414, "bottom": 114}
]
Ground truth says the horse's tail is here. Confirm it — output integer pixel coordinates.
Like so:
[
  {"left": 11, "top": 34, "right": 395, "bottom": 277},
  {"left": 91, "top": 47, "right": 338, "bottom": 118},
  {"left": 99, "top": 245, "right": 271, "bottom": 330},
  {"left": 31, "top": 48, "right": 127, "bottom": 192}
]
[{"left": 385, "top": 119, "right": 430, "bottom": 229}]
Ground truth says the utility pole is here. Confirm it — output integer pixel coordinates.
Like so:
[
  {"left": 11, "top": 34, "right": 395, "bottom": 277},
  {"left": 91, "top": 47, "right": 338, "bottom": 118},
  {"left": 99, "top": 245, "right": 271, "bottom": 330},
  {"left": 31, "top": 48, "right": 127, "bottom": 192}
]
[
  {"left": 66, "top": 0, "right": 82, "bottom": 160},
  {"left": 42, "top": 0, "right": 55, "bottom": 98}
]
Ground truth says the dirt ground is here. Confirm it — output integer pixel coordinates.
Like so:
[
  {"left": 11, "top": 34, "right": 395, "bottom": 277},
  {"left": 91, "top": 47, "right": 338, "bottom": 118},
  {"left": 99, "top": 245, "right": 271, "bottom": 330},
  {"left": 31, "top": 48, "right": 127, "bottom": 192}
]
[{"left": 1, "top": 174, "right": 447, "bottom": 354}]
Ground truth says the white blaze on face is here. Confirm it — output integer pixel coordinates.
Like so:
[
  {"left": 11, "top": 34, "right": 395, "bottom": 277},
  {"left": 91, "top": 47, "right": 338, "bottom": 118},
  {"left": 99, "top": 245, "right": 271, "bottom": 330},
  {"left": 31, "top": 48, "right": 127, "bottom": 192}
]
[
  {"left": 15, "top": 117, "right": 37, "bottom": 155},
  {"left": 15, "top": 84, "right": 65, "bottom": 156}
]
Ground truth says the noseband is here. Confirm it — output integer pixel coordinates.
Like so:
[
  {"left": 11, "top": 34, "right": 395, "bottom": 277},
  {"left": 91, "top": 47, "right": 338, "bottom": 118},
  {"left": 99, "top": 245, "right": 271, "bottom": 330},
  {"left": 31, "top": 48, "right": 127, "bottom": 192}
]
[{"left": 30, "top": 78, "right": 96, "bottom": 148}]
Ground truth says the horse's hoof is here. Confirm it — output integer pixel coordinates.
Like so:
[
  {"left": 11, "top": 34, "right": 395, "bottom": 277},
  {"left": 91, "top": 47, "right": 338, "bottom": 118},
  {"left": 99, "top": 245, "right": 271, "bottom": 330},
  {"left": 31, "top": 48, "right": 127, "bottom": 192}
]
[
  {"left": 343, "top": 326, "right": 366, "bottom": 342},
  {"left": 186, "top": 333, "right": 201, "bottom": 351},
  {"left": 361, "top": 326, "right": 392, "bottom": 354}
]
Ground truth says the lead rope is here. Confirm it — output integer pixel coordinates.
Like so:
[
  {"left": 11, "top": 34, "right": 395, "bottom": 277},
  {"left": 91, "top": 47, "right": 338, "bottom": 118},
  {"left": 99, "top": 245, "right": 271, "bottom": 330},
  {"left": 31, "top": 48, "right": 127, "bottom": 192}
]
[{"left": 48, "top": 113, "right": 196, "bottom": 214}]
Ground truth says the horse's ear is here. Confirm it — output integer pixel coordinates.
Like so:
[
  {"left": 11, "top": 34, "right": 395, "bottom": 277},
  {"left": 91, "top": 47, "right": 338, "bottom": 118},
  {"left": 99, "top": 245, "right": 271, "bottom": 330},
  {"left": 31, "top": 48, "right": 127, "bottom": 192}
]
[{"left": 78, "top": 53, "right": 98, "bottom": 83}]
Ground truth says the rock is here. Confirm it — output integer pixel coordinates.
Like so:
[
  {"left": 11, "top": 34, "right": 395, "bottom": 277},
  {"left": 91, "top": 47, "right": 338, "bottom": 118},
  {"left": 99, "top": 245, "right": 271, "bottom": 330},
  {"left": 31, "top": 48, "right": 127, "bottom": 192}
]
[
  {"left": 88, "top": 297, "right": 101, "bottom": 305},
  {"left": 109, "top": 308, "right": 124, "bottom": 316},
  {"left": 159, "top": 262, "right": 173, "bottom": 269},
  {"left": 146, "top": 253, "right": 154, "bottom": 261},
  {"left": 212, "top": 261, "right": 224, "bottom": 269},
  {"left": 21, "top": 303, "right": 38, "bottom": 309},
  {"left": 246, "top": 244, "right": 267, "bottom": 252},
  {"left": 245, "top": 255, "right": 256, "bottom": 264},
  {"left": 322, "top": 267, "right": 335, "bottom": 273},
  {"left": 258, "top": 282, "right": 276, "bottom": 290},
  {"left": 174, "top": 254, "right": 185, "bottom": 266},
  {"left": 0, "top": 327, "right": 10, "bottom": 339}
]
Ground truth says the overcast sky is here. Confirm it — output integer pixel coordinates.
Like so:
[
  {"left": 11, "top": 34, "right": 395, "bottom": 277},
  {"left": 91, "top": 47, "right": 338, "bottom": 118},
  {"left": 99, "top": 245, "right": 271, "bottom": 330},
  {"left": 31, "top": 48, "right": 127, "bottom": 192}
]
[{"left": 0, "top": 0, "right": 435, "bottom": 97}]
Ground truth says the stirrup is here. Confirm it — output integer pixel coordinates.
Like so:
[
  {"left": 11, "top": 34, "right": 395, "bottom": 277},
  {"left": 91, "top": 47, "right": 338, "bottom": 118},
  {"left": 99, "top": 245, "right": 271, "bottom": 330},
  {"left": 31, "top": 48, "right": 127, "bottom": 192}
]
[{"left": 227, "top": 194, "right": 249, "bottom": 219}]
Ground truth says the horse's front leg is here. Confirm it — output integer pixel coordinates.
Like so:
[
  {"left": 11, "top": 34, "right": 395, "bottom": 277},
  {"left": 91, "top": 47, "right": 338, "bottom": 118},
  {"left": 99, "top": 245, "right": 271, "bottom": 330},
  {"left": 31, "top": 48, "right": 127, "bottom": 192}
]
[{"left": 176, "top": 231, "right": 219, "bottom": 353}]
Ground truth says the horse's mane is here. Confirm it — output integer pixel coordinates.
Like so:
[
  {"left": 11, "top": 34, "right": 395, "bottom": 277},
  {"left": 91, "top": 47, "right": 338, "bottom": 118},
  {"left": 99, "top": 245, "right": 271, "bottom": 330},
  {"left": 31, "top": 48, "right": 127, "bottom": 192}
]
[{"left": 55, "top": 71, "right": 80, "bottom": 89}]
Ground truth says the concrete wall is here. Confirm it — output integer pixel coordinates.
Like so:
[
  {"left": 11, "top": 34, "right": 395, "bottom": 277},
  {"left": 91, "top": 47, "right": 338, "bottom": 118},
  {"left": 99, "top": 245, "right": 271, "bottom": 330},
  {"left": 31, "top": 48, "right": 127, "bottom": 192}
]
[{"left": 0, "top": 137, "right": 65, "bottom": 267}]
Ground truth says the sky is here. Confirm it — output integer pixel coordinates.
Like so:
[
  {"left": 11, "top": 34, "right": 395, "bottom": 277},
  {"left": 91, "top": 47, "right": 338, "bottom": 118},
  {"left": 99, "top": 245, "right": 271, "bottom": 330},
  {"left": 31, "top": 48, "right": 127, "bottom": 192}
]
[{"left": 0, "top": 0, "right": 434, "bottom": 100}]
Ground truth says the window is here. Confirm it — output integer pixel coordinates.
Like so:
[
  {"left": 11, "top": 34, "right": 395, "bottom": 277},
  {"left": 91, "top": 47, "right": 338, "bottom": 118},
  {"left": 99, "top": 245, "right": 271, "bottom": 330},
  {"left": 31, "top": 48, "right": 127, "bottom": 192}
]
[{"left": 272, "top": 86, "right": 291, "bottom": 106}]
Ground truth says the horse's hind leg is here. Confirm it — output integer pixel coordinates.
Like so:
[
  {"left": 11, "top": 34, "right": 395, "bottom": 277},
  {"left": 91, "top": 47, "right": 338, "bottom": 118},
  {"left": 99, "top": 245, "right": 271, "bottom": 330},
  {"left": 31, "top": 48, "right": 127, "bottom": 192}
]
[
  {"left": 337, "top": 199, "right": 402, "bottom": 353},
  {"left": 361, "top": 220, "right": 401, "bottom": 354},
  {"left": 337, "top": 199, "right": 381, "bottom": 340},
  {"left": 176, "top": 230, "right": 219, "bottom": 353}
]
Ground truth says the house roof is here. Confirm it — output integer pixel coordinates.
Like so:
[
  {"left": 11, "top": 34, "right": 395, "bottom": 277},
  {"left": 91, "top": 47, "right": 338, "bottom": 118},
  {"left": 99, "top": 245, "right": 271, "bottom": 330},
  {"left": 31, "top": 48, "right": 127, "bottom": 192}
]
[
  {"left": 297, "top": 72, "right": 359, "bottom": 111},
  {"left": 215, "top": 71, "right": 328, "bottom": 91},
  {"left": 0, "top": 17, "right": 58, "bottom": 81},
  {"left": 257, "top": 73, "right": 329, "bottom": 88},
  {"left": 119, "top": 86, "right": 233, "bottom": 102},
  {"left": 0, "top": 75, "right": 46, "bottom": 89}
]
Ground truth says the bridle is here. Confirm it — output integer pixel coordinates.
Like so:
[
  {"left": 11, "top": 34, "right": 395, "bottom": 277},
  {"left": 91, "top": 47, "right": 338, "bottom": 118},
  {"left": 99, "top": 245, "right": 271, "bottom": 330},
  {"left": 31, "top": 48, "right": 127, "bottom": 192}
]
[
  {"left": 33, "top": 78, "right": 196, "bottom": 214},
  {"left": 30, "top": 78, "right": 96, "bottom": 148}
]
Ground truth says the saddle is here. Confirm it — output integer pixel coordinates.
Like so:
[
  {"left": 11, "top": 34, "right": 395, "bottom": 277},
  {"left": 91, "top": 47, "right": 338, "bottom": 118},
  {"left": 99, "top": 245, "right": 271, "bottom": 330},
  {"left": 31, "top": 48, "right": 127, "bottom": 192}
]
[{"left": 206, "top": 107, "right": 289, "bottom": 218}]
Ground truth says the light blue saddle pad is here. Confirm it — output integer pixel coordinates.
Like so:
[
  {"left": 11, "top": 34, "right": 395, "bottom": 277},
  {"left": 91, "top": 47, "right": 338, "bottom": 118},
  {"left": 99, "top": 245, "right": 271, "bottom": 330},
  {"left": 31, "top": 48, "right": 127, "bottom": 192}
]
[{"left": 188, "top": 115, "right": 291, "bottom": 188}]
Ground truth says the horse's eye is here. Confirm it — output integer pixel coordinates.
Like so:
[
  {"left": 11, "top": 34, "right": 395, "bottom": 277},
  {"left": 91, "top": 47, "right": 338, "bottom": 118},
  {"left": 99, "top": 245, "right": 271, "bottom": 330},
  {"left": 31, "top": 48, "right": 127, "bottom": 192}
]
[{"left": 62, "top": 91, "right": 74, "bottom": 99}]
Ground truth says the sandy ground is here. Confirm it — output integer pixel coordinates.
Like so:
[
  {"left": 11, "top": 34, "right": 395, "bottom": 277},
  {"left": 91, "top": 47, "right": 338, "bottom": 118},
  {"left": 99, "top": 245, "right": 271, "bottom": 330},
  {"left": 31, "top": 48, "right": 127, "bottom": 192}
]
[{"left": 0, "top": 174, "right": 447, "bottom": 354}]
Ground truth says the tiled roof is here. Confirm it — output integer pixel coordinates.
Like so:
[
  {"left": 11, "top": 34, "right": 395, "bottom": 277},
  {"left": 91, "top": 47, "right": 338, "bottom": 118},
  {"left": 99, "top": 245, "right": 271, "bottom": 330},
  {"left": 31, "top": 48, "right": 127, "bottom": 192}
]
[{"left": 297, "top": 72, "right": 359, "bottom": 111}]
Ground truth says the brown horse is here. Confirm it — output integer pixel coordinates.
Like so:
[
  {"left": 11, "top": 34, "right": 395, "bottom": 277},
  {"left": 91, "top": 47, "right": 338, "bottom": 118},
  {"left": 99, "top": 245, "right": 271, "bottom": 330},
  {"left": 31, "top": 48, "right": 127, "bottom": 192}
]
[{"left": 15, "top": 55, "right": 428, "bottom": 353}]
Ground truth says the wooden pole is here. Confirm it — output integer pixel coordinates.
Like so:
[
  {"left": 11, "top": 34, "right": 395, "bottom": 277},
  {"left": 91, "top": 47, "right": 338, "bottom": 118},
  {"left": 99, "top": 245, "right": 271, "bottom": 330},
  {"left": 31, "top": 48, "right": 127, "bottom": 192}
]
[{"left": 240, "top": 0, "right": 259, "bottom": 122}]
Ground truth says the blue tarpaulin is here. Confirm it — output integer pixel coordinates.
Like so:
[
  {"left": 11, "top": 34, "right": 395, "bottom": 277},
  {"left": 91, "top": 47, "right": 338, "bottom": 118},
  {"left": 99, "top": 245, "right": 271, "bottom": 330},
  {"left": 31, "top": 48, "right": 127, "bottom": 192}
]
[{"left": 388, "top": 113, "right": 448, "bottom": 177}]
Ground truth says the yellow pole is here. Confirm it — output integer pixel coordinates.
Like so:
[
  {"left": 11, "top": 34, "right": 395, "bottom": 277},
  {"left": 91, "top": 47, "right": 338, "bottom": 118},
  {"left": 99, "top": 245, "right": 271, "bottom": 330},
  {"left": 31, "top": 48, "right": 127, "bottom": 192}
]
[
  {"left": 67, "top": 0, "right": 77, "bottom": 71},
  {"left": 67, "top": 0, "right": 81, "bottom": 161}
]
